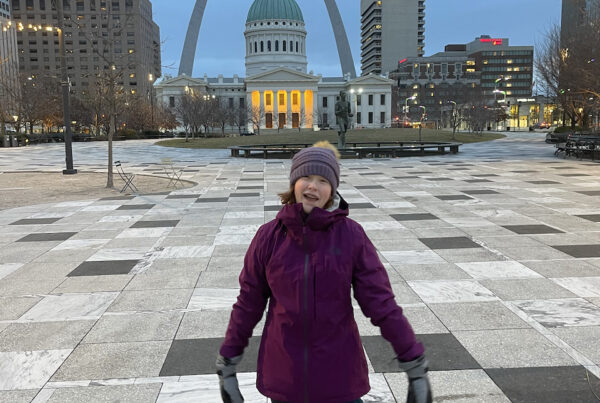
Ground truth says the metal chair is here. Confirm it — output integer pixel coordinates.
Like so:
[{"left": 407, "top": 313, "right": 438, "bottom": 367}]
[
  {"left": 161, "top": 157, "right": 184, "bottom": 188},
  {"left": 115, "top": 160, "right": 138, "bottom": 193}
]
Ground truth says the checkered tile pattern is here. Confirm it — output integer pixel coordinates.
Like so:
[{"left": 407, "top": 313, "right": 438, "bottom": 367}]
[{"left": 1, "top": 134, "right": 600, "bottom": 402}]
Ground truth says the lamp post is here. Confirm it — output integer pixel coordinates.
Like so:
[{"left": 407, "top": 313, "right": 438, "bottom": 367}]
[
  {"left": 418, "top": 105, "right": 426, "bottom": 142},
  {"left": 448, "top": 100, "right": 457, "bottom": 136},
  {"left": 493, "top": 89, "right": 507, "bottom": 130},
  {"left": 148, "top": 73, "right": 155, "bottom": 129},
  {"left": 53, "top": 0, "right": 76, "bottom": 174},
  {"left": 404, "top": 95, "right": 417, "bottom": 124}
]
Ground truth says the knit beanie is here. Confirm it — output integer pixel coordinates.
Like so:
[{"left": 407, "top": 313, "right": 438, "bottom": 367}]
[{"left": 290, "top": 143, "right": 340, "bottom": 195}]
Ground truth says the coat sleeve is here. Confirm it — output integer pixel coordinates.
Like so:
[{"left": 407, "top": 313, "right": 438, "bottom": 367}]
[
  {"left": 219, "top": 225, "right": 273, "bottom": 358},
  {"left": 351, "top": 223, "right": 424, "bottom": 362}
]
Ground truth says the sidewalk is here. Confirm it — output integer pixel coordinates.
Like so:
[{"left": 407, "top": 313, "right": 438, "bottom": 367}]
[{"left": 1, "top": 136, "right": 599, "bottom": 402}]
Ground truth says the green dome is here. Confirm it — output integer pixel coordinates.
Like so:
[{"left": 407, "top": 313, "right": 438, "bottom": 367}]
[{"left": 247, "top": 0, "right": 304, "bottom": 23}]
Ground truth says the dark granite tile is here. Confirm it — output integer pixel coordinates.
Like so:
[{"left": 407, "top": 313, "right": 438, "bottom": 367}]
[
  {"left": 551, "top": 245, "right": 600, "bottom": 258},
  {"left": 461, "top": 190, "right": 500, "bottom": 195},
  {"left": 243, "top": 170, "right": 263, "bottom": 173},
  {"left": 527, "top": 181, "right": 560, "bottom": 185},
  {"left": 419, "top": 236, "right": 481, "bottom": 249},
  {"left": 486, "top": 366, "right": 600, "bottom": 403},
  {"left": 166, "top": 194, "right": 200, "bottom": 199},
  {"left": 576, "top": 191, "right": 600, "bottom": 196},
  {"left": 407, "top": 171, "right": 431, "bottom": 174},
  {"left": 351, "top": 203, "right": 376, "bottom": 209},
  {"left": 472, "top": 174, "right": 499, "bottom": 177},
  {"left": 67, "top": 260, "right": 139, "bottom": 276},
  {"left": 362, "top": 334, "right": 480, "bottom": 372},
  {"left": 264, "top": 205, "right": 283, "bottom": 212},
  {"left": 393, "top": 176, "right": 420, "bottom": 179},
  {"left": 503, "top": 225, "right": 564, "bottom": 234},
  {"left": 359, "top": 172, "right": 382, "bottom": 176},
  {"left": 427, "top": 178, "right": 454, "bottom": 181},
  {"left": 100, "top": 196, "right": 135, "bottom": 201},
  {"left": 511, "top": 170, "right": 537, "bottom": 173},
  {"left": 116, "top": 204, "right": 155, "bottom": 210},
  {"left": 550, "top": 166, "right": 576, "bottom": 169},
  {"left": 464, "top": 179, "right": 492, "bottom": 183},
  {"left": 355, "top": 185, "right": 385, "bottom": 189},
  {"left": 196, "top": 198, "right": 229, "bottom": 203},
  {"left": 16, "top": 232, "right": 77, "bottom": 242},
  {"left": 558, "top": 174, "right": 591, "bottom": 177},
  {"left": 436, "top": 195, "right": 473, "bottom": 201},
  {"left": 229, "top": 193, "right": 260, "bottom": 197},
  {"left": 391, "top": 213, "right": 438, "bottom": 221},
  {"left": 576, "top": 214, "right": 600, "bottom": 222},
  {"left": 239, "top": 178, "right": 262, "bottom": 181},
  {"left": 237, "top": 186, "right": 264, "bottom": 190},
  {"left": 10, "top": 218, "right": 61, "bottom": 225},
  {"left": 130, "top": 220, "right": 180, "bottom": 228},
  {"left": 160, "top": 337, "right": 261, "bottom": 376},
  {"left": 349, "top": 167, "right": 370, "bottom": 170},
  {"left": 447, "top": 168, "right": 470, "bottom": 171}
]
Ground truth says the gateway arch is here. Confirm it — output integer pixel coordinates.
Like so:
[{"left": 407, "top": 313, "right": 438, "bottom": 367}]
[{"left": 178, "top": 0, "right": 357, "bottom": 78}]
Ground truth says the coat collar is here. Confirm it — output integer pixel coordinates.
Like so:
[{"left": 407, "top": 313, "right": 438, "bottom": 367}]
[{"left": 276, "top": 193, "right": 349, "bottom": 237}]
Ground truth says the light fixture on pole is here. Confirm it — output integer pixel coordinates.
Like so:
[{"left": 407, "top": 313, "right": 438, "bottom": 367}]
[
  {"left": 54, "top": 0, "right": 76, "bottom": 174},
  {"left": 404, "top": 95, "right": 417, "bottom": 124},
  {"left": 148, "top": 73, "right": 154, "bottom": 128},
  {"left": 493, "top": 89, "right": 507, "bottom": 130},
  {"left": 418, "top": 105, "right": 426, "bottom": 142}
]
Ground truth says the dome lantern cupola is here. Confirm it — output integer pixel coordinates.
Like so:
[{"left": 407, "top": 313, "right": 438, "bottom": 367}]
[{"left": 244, "top": 0, "right": 308, "bottom": 76}]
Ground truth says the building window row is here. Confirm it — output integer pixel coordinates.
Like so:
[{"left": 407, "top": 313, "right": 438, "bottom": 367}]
[{"left": 250, "top": 38, "right": 301, "bottom": 54}]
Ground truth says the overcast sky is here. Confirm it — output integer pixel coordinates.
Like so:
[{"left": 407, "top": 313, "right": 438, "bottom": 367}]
[{"left": 152, "top": 0, "right": 562, "bottom": 79}]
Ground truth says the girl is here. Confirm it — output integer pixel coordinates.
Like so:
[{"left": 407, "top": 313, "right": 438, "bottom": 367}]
[{"left": 216, "top": 142, "right": 431, "bottom": 403}]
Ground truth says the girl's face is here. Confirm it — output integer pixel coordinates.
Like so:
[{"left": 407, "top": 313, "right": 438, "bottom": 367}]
[{"left": 294, "top": 175, "right": 332, "bottom": 214}]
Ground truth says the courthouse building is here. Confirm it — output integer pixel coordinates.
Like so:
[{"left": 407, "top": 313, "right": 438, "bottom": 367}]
[{"left": 155, "top": 0, "right": 393, "bottom": 132}]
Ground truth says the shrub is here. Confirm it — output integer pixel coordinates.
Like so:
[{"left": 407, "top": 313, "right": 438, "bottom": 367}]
[
  {"left": 554, "top": 125, "right": 582, "bottom": 133},
  {"left": 117, "top": 129, "right": 139, "bottom": 139}
]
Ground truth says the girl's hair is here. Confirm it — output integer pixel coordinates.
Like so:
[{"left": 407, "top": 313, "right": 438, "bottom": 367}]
[{"left": 278, "top": 185, "right": 334, "bottom": 209}]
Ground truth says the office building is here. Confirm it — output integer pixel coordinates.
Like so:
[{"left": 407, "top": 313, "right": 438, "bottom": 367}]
[
  {"left": 360, "top": 0, "right": 425, "bottom": 76},
  {"left": 0, "top": 0, "right": 19, "bottom": 118},
  {"left": 391, "top": 35, "right": 533, "bottom": 124},
  {"left": 10, "top": 0, "right": 161, "bottom": 97},
  {"left": 561, "top": 0, "right": 600, "bottom": 45}
]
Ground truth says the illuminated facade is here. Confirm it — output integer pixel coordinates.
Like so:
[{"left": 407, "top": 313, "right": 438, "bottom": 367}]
[
  {"left": 360, "top": 0, "right": 425, "bottom": 75},
  {"left": 157, "top": 0, "right": 393, "bottom": 132}
]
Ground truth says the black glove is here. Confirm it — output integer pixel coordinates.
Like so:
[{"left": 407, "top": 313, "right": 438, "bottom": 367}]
[
  {"left": 398, "top": 355, "right": 432, "bottom": 403},
  {"left": 216, "top": 354, "right": 244, "bottom": 403}
]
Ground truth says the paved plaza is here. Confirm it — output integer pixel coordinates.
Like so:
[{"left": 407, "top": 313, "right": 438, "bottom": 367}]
[{"left": 1, "top": 132, "right": 600, "bottom": 402}]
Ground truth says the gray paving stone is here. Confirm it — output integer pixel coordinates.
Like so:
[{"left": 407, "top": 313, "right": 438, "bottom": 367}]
[
  {"left": 0, "top": 321, "right": 94, "bottom": 351},
  {"left": 47, "top": 384, "right": 162, "bottom": 403},
  {"left": 391, "top": 263, "right": 471, "bottom": 281},
  {"left": 51, "top": 341, "right": 172, "bottom": 381},
  {"left": 0, "top": 277, "right": 64, "bottom": 297},
  {"left": 84, "top": 312, "right": 183, "bottom": 343},
  {"left": 54, "top": 275, "right": 133, "bottom": 293},
  {"left": 130, "top": 220, "right": 180, "bottom": 228},
  {"left": 429, "top": 302, "right": 529, "bottom": 331},
  {"left": 480, "top": 278, "right": 578, "bottom": 300},
  {"left": 523, "top": 260, "right": 600, "bottom": 277},
  {"left": 454, "top": 328, "right": 577, "bottom": 368},
  {"left": 125, "top": 267, "right": 201, "bottom": 290},
  {"left": 0, "top": 296, "right": 42, "bottom": 320},
  {"left": 10, "top": 218, "right": 61, "bottom": 225},
  {"left": 107, "top": 289, "right": 193, "bottom": 312},
  {"left": 0, "top": 390, "right": 39, "bottom": 403}
]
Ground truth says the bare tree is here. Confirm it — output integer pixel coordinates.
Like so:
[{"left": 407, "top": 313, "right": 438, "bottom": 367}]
[
  {"left": 536, "top": 21, "right": 600, "bottom": 128},
  {"left": 229, "top": 105, "right": 248, "bottom": 135},
  {"left": 247, "top": 104, "right": 263, "bottom": 135}
]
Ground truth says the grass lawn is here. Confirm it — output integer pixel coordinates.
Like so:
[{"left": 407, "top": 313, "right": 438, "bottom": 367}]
[{"left": 156, "top": 128, "right": 505, "bottom": 149}]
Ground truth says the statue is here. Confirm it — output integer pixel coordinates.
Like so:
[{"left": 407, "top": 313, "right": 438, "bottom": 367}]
[{"left": 334, "top": 90, "right": 352, "bottom": 149}]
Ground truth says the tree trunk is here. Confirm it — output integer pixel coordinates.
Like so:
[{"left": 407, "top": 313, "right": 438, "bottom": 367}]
[{"left": 106, "top": 113, "right": 115, "bottom": 188}]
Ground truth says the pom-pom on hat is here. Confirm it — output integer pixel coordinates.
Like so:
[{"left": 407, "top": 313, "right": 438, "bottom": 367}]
[{"left": 289, "top": 141, "right": 340, "bottom": 195}]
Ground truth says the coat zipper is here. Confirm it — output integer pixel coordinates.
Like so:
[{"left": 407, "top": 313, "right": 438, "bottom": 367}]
[{"left": 302, "top": 225, "right": 309, "bottom": 403}]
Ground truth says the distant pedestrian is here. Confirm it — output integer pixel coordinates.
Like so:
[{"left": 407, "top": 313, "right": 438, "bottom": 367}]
[{"left": 216, "top": 141, "right": 432, "bottom": 403}]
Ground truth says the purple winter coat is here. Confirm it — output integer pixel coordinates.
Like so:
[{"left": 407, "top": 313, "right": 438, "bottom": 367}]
[{"left": 220, "top": 197, "right": 424, "bottom": 403}]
